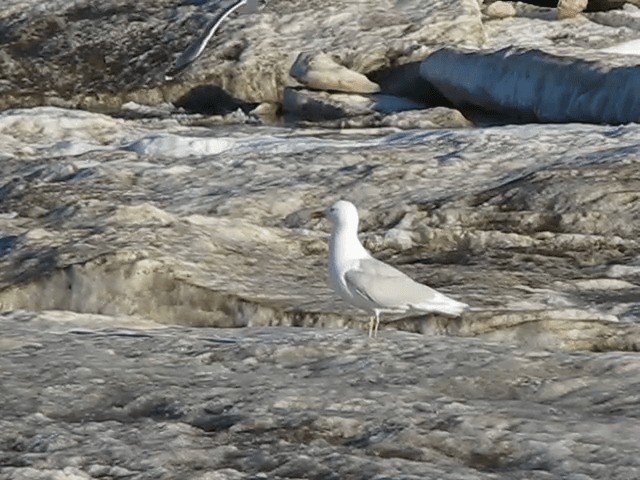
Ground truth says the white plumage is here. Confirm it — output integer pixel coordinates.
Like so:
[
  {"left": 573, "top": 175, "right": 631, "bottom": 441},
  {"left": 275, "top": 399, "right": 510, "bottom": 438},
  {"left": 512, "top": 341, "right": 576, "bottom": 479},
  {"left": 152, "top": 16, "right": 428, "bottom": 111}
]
[{"left": 327, "top": 200, "right": 468, "bottom": 337}]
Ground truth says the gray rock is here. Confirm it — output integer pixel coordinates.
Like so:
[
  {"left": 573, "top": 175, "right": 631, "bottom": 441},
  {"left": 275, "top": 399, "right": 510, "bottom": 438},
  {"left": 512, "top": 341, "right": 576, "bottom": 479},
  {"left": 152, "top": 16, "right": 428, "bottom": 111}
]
[
  {"left": 485, "top": 1, "right": 517, "bottom": 18},
  {"left": 1, "top": 0, "right": 638, "bottom": 125},
  {"left": 282, "top": 88, "right": 424, "bottom": 121},
  {"left": 378, "top": 106, "right": 472, "bottom": 128},
  {"left": 0, "top": 0, "right": 484, "bottom": 110},
  {"left": 289, "top": 52, "right": 381, "bottom": 94},
  {"left": 282, "top": 88, "right": 359, "bottom": 121},
  {"left": 420, "top": 47, "right": 640, "bottom": 124},
  {"left": 557, "top": 0, "right": 588, "bottom": 18},
  {"left": 298, "top": 107, "right": 473, "bottom": 129},
  {"left": 1, "top": 314, "right": 640, "bottom": 479}
]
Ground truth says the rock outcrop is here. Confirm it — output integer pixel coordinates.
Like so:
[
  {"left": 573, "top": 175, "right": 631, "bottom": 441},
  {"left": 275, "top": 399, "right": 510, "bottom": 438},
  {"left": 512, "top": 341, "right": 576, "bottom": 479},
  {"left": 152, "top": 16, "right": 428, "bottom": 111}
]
[
  {"left": 289, "top": 52, "right": 381, "bottom": 94},
  {"left": 0, "top": 0, "right": 484, "bottom": 111},
  {"left": 557, "top": 0, "right": 589, "bottom": 17},
  {"left": 1, "top": 107, "right": 639, "bottom": 346},
  {"left": 2, "top": 0, "right": 638, "bottom": 125},
  {"left": 485, "top": 1, "right": 518, "bottom": 18},
  {"left": 420, "top": 47, "right": 640, "bottom": 124}
]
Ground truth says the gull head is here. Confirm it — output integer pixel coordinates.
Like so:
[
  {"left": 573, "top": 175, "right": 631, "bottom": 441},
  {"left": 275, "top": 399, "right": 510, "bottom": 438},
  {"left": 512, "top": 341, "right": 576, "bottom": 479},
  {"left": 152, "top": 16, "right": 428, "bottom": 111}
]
[{"left": 326, "top": 200, "right": 359, "bottom": 229}]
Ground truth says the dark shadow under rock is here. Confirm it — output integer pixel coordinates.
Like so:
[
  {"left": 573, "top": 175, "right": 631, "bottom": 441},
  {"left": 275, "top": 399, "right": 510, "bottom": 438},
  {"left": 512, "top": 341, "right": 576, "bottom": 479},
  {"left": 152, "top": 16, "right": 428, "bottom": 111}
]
[
  {"left": 368, "top": 61, "right": 452, "bottom": 107},
  {"left": 174, "top": 85, "right": 259, "bottom": 115},
  {"left": 513, "top": 0, "right": 628, "bottom": 10}
]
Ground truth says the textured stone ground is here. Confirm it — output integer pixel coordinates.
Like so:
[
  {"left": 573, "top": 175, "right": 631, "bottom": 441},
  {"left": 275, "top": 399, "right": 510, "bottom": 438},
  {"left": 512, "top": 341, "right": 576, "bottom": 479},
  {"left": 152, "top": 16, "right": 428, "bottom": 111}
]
[
  {"left": 1, "top": 2, "right": 640, "bottom": 478},
  {"left": 1, "top": 109, "right": 640, "bottom": 350},
  {"left": 2, "top": 312, "right": 640, "bottom": 480}
]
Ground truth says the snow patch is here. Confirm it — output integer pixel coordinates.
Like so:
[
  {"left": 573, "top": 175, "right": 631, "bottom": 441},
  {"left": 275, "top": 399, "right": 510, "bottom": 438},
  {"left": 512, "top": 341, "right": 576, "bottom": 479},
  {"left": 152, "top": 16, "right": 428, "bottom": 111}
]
[
  {"left": 600, "top": 39, "right": 640, "bottom": 56},
  {"left": 124, "top": 134, "right": 235, "bottom": 158}
]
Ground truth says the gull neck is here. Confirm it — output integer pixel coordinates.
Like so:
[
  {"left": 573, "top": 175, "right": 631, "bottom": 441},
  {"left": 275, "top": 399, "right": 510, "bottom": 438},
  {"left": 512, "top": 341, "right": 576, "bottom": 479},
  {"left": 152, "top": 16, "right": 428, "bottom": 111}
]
[{"left": 330, "top": 221, "right": 369, "bottom": 261}]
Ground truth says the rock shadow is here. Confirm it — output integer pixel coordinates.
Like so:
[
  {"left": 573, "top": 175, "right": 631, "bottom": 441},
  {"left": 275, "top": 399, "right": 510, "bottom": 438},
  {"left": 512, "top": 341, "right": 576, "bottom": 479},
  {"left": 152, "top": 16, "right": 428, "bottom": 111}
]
[
  {"left": 368, "top": 62, "right": 523, "bottom": 126},
  {"left": 174, "top": 85, "right": 259, "bottom": 115},
  {"left": 368, "top": 61, "right": 451, "bottom": 108},
  {"left": 514, "top": 0, "right": 626, "bottom": 10}
]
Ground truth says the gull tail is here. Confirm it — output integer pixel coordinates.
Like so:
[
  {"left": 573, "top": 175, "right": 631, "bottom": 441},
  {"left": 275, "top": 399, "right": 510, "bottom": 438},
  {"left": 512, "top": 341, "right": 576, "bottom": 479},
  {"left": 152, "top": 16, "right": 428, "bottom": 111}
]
[
  {"left": 413, "top": 296, "right": 469, "bottom": 317},
  {"left": 434, "top": 299, "right": 469, "bottom": 317}
]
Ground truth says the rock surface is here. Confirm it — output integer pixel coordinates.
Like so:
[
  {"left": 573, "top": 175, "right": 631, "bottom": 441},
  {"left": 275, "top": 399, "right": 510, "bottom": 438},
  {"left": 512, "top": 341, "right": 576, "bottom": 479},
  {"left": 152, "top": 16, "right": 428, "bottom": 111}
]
[
  {"left": 0, "top": 107, "right": 639, "bottom": 348},
  {"left": 557, "top": 0, "right": 589, "bottom": 17},
  {"left": 282, "top": 88, "right": 426, "bottom": 122},
  {"left": 2, "top": 0, "right": 640, "bottom": 477},
  {"left": 0, "top": 0, "right": 483, "bottom": 111},
  {"left": 2, "top": 313, "right": 640, "bottom": 480},
  {"left": 2, "top": 0, "right": 638, "bottom": 124},
  {"left": 420, "top": 47, "right": 640, "bottom": 123},
  {"left": 289, "top": 52, "right": 381, "bottom": 94},
  {"left": 485, "top": 1, "right": 517, "bottom": 18}
]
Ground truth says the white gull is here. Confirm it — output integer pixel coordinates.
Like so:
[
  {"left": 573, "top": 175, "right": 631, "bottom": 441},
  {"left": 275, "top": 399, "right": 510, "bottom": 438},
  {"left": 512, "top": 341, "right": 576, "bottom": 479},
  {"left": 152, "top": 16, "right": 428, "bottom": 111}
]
[{"left": 327, "top": 200, "right": 468, "bottom": 337}]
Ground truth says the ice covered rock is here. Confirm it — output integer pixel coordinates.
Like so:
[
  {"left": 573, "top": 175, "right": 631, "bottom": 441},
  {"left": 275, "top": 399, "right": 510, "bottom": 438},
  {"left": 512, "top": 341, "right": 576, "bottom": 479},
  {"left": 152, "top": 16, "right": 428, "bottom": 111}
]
[{"left": 420, "top": 47, "right": 640, "bottom": 123}]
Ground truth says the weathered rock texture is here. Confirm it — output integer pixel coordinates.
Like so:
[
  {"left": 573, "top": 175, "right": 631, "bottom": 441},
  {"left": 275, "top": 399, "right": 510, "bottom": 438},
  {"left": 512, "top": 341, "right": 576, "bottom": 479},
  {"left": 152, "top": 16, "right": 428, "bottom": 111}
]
[
  {"left": 1, "top": 1, "right": 640, "bottom": 478},
  {"left": 0, "top": 0, "right": 483, "bottom": 111},
  {"left": 421, "top": 47, "right": 640, "bottom": 123},
  {"left": 2, "top": 313, "right": 640, "bottom": 480},
  {"left": 0, "top": 107, "right": 639, "bottom": 350},
  {"left": 289, "top": 52, "right": 381, "bottom": 94},
  {"left": 2, "top": 0, "right": 638, "bottom": 124}
]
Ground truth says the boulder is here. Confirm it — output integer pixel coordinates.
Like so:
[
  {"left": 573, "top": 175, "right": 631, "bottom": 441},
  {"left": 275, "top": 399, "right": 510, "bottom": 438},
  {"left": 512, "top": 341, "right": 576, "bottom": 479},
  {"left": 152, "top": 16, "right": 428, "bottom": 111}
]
[
  {"left": 289, "top": 52, "right": 380, "bottom": 94},
  {"left": 420, "top": 47, "right": 640, "bottom": 124},
  {"left": 486, "top": 1, "right": 517, "bottom": 17}
]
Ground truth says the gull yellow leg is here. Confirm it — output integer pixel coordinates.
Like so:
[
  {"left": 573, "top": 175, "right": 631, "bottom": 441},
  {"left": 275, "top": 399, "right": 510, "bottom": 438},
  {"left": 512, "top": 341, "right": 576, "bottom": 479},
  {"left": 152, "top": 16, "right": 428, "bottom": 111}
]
[{"left": 373, "top": 311, "right": 381, "bottom": 338}]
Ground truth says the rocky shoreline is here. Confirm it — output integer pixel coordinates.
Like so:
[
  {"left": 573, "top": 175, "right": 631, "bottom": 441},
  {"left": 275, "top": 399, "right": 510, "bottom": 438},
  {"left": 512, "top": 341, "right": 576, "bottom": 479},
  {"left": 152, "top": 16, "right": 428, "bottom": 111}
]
[
  {"left": 2, "top": 1, "right": 640, "bottom": 479},
  {"left": 0, "top": 0, "right": 639, "bottom": 124}
]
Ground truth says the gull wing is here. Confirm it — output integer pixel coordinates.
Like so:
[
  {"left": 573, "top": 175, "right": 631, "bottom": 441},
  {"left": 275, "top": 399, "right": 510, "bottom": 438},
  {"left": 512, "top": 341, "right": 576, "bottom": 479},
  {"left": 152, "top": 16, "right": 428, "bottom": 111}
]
[{"left": 344, "top": 257, "right": 443, "bottom": 311}]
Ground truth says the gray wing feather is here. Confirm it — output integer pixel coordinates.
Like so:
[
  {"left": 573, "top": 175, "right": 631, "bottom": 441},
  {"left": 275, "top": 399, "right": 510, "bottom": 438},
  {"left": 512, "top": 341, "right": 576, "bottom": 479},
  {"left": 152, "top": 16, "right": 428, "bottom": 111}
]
[{"left": 344, "top": 257, "right": 443, "bottom": 310}]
